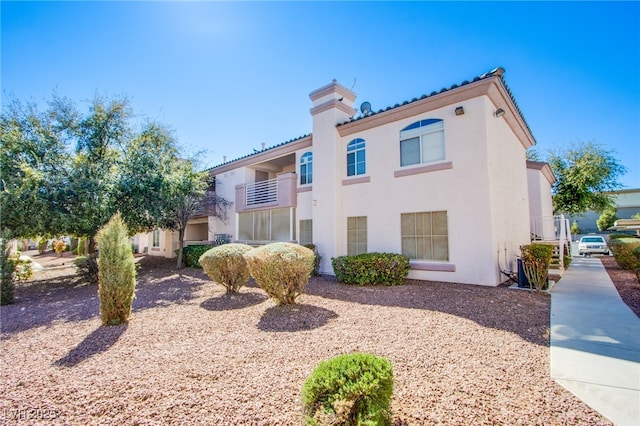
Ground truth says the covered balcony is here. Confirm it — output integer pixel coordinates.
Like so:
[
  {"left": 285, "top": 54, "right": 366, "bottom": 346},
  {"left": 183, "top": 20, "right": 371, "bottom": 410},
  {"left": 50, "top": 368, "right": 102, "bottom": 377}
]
[{"left": 235, "top": 172, "right": 297, "bottom": 213}]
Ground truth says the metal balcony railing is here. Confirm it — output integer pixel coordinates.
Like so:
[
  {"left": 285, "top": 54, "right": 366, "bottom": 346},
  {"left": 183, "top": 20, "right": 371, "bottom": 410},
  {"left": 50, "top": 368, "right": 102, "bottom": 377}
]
[{"left": 246, "top": 178, "right": 278, "bottom": 206}]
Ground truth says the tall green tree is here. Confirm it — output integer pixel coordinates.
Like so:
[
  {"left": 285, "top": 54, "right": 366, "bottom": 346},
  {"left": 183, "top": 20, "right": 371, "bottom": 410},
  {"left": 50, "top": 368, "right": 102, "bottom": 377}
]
[
  {"left": 0, "top": 96, "right": 73, "bottom": 238},
  {"left": 597, "top": 207, "right": 618, "bottom": 232},
  {"left": 163, "top": 160, "right": 208, "bottom": 269},
  {"left": 64, "top": 96, "right": 132, "bottom": 252},
  {"left": 116, "top": 122, "right": 179, "bottom": 234},
  {"left": 548, "top": 141, "right": 626, "bottom": 215}
]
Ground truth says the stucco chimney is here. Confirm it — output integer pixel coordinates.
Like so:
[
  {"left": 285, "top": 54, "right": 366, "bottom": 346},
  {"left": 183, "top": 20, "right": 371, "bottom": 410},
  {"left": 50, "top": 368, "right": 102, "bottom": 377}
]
[
  {"left": 308, "top": 80, "right": 357, "bottom": 274},
  {"left": 309, "top": 79, "right": 357, "bottom": 123}
]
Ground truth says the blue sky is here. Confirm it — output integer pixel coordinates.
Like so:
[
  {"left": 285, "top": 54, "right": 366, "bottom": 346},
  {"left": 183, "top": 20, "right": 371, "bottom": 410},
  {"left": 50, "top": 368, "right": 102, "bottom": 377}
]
[{"left": 2, "top": 1, "right": 639, "bottom": 188}]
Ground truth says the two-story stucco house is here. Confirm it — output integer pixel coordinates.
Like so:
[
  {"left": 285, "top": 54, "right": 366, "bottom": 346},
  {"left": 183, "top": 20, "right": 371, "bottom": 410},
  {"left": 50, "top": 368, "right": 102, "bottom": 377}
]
[{"left": 138, "top": 67, "right": 556, "bottom": 286}]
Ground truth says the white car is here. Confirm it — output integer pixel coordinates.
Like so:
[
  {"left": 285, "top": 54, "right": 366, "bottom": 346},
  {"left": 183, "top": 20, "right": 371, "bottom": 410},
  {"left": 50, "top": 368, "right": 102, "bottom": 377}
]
[{"left": 578, "top": 236, "right": 609, "bottom": 256}]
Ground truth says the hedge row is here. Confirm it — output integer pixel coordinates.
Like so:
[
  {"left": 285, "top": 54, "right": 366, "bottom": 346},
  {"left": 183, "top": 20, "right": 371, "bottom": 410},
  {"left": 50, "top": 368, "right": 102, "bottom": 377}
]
[
  {"left": 608, "top": 237, "right": 640, "bottom": 280},
  {"left": 331, "top": 252, "right": 410, "bottom": 286}
]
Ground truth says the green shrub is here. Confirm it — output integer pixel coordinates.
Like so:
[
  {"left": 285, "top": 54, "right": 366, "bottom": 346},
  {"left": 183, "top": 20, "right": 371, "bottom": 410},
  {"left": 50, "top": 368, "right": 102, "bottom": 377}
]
[
  {"left": 0, "top": 237, "right": 15, "bottom": 305},
  {"left": 75, "top": 253, "right": 99, "bottom": 284},
  {"left": 96, "top": 213, "right": 137, "bottom": 326},
  {"left": 570, "top": 220, "right": 581, "bottom": 236},
  {"left": 244, "top": 242, "right": 314, "bottom": 305},
  {"left": 303, "top": 243, "right": 321, "bottom": 276},
  {"left": 332, "top": 253, "right": 410, "bottom": 286},
  {"left": 608, "top": 233, "right": 634, "bottom": 240},
  {"left": 198, "top": 243, "right": 253, "bottom": 293},
  {"left": 13, "top": 258, "right": 33, "bottom": 281},
  {"left": 520, "top": 244, "right": 553, "bottom": 293},
  {"left": 302, "top": 352, "right": 394, "bottom": 426},
  {"left": 632, "top": 246, "right": 640, "bottom": 282},
  {"left": 609, "top": 238, "right": 640, "bottom": 271},
  {"left": 182, "top": 244, "right": 215, "bottom": 268},
  {"left": 37, "top": 238, "right": 47, "bottom": 254}
]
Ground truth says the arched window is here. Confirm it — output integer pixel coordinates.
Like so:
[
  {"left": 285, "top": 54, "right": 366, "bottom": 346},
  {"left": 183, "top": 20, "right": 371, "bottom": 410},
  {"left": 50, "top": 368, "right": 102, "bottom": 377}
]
[
  {"left": 400, "top": 119, "right": 444, "bottom": 166},
  {"left": 347, "top": 138, "right": 366, "bottom": 177},
  {"left": 300, "top": 152, "right": 312, "bottom": 185}
]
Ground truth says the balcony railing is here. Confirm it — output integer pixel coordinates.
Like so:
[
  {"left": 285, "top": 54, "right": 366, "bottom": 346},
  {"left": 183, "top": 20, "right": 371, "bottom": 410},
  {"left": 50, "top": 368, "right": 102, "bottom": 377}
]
[
  {"left": 246, "top": 178, "right": 278, "bottom": 205},
  {"left": 235, "top": 172, "right": 297, "bottom": 213}
]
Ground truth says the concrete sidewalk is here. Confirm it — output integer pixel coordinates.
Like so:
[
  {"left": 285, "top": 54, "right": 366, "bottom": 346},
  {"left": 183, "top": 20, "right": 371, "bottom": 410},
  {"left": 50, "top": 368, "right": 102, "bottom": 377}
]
[{"left": 550, "top": 256, "right": 640, "bottom": 425}]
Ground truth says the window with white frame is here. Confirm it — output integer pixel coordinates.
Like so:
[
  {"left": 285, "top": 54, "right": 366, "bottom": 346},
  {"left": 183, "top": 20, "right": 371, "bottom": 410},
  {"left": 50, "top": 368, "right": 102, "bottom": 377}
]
[
  {"left": 300, "top": 152, "right": 312, "bottom": 185},
  {"left": 299, "top": 219, "right": 313, "bottom": 246},
  {"left": 238, "top": 208, "right": 295, "bottom": 242},
  {"left": 347, "top": 216, "right": 367, "bottom": 256},
  {"left": 347, "top": 138, "right": 366, "bottom": 176},
  {"left": 152, "top": 229, "right": 160, "bottom": 248},
  {"left": 401, "top": 211, "right": 449, "bottom": 261},
  {"left": 400, "top": 119, "right": 444, "bottom": 167}
]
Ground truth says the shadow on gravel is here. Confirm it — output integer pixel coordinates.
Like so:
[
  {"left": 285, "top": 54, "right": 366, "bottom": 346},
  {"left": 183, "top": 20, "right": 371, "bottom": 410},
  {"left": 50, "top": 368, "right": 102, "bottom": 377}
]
[
  {"left": 1, "top": 259, "right": 208, "bottom": 335},
  {"left": 257, "top": 304, "right": 338, "bottom": 332},
  {"left": 200, "top": 291, "right": 268, "bottom": 311},
  {"left": 53, "top": 324, "right": 128, "bottom": 367},
  {"left": 304, "top": 276, "right": 551, "bottom": 346}
]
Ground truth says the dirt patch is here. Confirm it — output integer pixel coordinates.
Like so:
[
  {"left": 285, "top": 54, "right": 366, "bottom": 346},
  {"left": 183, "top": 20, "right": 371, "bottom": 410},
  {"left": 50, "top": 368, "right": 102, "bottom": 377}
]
[{"left": 0, "top": 259, "right": 610, "bottom": 425}]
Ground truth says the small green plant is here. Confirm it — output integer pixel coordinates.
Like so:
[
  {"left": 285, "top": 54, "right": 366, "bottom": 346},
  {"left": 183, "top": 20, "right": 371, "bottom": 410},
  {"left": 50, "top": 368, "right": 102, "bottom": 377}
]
[
  {"left": 75, "top": 253, "right": 99, "bottom": 284},
  {"left": 96, "top": 213, "right": 137, "bottom": 326},
  {"left": 570, "top": 220, "right": 581, "bottom": 236},
  {"left": 198, "top": 243, "right": 253, "bottom": 293},
  {"left": 332, "top": 253, "right": 410, "bottom": 286},
  {"left": 181, "top": 244, "right": 215, "bottom": 268},
  {"left": 53, "top": 239, "right": 67, "bottom": 257},
  {"left": 244, "top": 242, "right": 314, "bottom": 305},
  {"left": 302, "top": 352, "right": 394, "bottom": 426},
  {"left": 37, "top": 237, "right": 48, "bottom": 254},
  {"left": 0, "top": 236, "right": 15, "bottom": 305},
  {"left": 608, "top": 238, "right": 640, "bottom": 271},
  {"left": 303, "top": 243, "right": 321, "bottom": 276},
  {"left": 13, "top": 258, "right": 33, "bottom": 281},
  {"left": 520, "top": 244, "right": 553, "bottom": 293}
]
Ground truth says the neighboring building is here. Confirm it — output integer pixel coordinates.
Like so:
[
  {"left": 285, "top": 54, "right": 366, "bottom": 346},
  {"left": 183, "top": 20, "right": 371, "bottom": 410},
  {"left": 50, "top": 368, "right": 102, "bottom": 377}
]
[
  {"left": 569, "top": 188, "right": 640, "bottom": 234},
  {"left": 144, "top": 67, "right": 555, "bottom": 286}
]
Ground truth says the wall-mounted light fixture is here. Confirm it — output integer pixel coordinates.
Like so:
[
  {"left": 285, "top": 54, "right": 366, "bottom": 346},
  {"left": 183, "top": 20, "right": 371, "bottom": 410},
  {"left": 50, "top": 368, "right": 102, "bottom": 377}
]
[
  {"left": 454, "top": 106, "right": 465, "bottom": 116},
  {"left": 494, "top": 108, "right": 505, "bottom": 117}
]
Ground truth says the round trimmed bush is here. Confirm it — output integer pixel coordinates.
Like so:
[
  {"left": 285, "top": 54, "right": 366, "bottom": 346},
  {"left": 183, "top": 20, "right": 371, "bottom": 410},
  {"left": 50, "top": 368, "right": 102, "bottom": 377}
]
[
  {"left": 302, "top": 352, "right": 394, "bottom": 426},
  {"left": 243, "top": 242, "right": 314, "bottom": 305},
  {"left": 198, "top": 243, "right": 253, "bottom": 293}
]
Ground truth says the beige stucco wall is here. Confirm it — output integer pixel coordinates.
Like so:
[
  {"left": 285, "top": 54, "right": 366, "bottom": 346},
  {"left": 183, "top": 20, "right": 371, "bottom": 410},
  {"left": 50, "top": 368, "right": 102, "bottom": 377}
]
[
  {"left": 200, "top": 76, "right": 540, "bottom": 286},
  {"left": 483, "top": 96, "right": 532, "bottom": 282},
  {"left": 333, "top": 96, "right": 519, "bottom": 285}
]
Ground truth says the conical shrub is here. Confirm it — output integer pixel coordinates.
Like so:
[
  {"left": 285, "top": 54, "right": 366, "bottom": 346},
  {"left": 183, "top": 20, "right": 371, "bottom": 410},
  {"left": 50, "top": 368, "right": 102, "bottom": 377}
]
[{"left": 96, "top": 213, "right": 137, "bottom": 325}]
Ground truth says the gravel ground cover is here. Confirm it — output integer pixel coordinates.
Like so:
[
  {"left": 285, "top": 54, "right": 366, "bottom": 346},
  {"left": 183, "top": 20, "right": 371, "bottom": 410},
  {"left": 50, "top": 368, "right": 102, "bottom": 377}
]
[
  {"left": 600, "top": 255, "right": 640, "bottom": 318},
  {"left": 0, "top": 254, "right": 612, "bottom": 425}
]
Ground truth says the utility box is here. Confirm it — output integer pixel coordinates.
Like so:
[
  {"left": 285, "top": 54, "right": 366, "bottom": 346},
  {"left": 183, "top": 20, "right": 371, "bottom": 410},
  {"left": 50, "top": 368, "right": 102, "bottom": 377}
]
[{"left": 517, "top": 258, "right": 530, "bottom": 289}]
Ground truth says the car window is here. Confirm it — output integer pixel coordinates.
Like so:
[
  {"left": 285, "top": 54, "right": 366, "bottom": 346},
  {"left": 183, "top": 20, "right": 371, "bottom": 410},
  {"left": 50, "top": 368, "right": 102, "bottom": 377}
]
[{"left": 582, "top": 237, "right": 605, "bottom": 243}]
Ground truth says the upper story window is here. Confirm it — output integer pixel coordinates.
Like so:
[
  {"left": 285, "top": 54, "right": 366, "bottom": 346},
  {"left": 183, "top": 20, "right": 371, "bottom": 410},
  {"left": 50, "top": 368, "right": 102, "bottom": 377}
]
[
  {"left": 400, "top": 119, "right": 444, "bottom": 167},
  {"left": 347, "top": 138, "right": 366, "bottom": 176},
  {"left": 300, "top": 152, "right": 312, "bottom": 185}
]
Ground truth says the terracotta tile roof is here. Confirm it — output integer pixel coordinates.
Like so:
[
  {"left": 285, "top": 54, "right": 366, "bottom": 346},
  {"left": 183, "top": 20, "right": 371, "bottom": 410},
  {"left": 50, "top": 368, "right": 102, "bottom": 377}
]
[
  {"left": 207, "top": 67, "right": 534, "bottom": 171},
  {"left": 205, "top": 133, "right": 311, "bottom": 171},
  {"left": 337, "top": 67, "right": 534, "bottom": 141}
]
